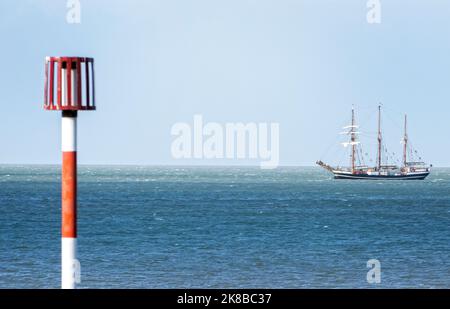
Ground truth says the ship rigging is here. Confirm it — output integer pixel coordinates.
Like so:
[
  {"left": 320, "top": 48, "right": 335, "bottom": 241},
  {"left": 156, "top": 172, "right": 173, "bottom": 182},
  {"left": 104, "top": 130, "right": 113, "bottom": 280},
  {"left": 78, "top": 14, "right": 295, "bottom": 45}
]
[{"left": 317, "top": 105, "right": 431, "bottom": 180}]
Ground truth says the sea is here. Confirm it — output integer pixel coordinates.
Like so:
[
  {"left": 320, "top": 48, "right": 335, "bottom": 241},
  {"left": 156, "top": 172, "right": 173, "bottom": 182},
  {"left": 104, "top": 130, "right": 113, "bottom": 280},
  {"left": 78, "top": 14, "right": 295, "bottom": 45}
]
[{"left": 0, "top": 165, "right": 449, "bottom": 288}]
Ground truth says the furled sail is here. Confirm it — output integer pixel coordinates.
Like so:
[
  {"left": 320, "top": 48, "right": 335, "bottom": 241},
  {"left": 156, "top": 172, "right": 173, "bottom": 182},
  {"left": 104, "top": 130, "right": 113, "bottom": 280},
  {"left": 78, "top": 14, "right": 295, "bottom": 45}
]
[{"left": 341, "top": 141, "right": 360, "bottom": 147}]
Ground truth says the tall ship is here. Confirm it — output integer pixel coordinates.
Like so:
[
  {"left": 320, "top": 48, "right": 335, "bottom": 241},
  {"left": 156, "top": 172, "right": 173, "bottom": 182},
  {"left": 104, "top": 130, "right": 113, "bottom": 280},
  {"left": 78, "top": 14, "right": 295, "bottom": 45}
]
[{"left": 317, "top": 105, "right": 431, "bottom": 180}]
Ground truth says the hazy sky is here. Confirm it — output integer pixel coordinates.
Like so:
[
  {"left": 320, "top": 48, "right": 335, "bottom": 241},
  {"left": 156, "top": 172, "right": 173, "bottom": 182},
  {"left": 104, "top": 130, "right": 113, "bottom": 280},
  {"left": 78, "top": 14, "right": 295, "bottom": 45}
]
[{"left": 0, "top": 0, "right": 449, "bottom": 166}]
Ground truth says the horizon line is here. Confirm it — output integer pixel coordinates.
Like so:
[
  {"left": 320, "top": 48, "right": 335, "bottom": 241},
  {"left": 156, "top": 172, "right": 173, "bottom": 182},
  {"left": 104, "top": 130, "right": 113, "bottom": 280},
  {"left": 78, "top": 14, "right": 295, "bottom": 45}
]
[{"left": 1, "top": 163, "right": 449, "bottom": 168}]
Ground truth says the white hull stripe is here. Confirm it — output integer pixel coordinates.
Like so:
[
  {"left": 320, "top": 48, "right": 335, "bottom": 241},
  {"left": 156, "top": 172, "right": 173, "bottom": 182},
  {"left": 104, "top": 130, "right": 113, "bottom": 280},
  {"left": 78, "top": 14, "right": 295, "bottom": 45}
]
[{"left": 333, "top": 174, "right": 428, "bottom": 180}]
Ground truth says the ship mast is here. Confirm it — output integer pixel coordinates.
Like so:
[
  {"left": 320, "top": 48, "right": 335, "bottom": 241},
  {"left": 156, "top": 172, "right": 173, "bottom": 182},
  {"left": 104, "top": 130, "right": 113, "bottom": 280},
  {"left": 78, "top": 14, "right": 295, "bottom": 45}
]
[
  {"left": 377, "top": 105, "right": 382, "bottom": 171},
  {"left": 403, "top": 114, "right": 408, "bottom": 167},
  {"left": 351, "top": 107, "right": 356, "bottom": 173}
]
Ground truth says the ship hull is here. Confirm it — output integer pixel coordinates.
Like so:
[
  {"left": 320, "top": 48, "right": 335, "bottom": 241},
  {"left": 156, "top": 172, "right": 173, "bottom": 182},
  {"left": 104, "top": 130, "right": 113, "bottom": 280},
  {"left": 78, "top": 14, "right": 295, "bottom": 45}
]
[{"left": 332, "top": 171, "right": 429, "bottom": 180}]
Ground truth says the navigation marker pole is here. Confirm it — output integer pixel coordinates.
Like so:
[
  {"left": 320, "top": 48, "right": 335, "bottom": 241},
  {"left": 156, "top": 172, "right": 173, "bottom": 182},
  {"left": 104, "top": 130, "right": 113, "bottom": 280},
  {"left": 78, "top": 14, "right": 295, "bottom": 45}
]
[{"left": 44, "top": 57, "right": 96, "bottom": 289}]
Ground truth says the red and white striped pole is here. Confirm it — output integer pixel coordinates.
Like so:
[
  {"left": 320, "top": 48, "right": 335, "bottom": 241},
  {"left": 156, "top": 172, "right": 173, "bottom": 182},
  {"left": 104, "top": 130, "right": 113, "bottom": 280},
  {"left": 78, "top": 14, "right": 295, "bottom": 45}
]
[
  {"left": 44, "top": 57, "right": 95, "bottom": 289},
  {"left": 61, "top": 110, "right": 78, "bottom": 289}
]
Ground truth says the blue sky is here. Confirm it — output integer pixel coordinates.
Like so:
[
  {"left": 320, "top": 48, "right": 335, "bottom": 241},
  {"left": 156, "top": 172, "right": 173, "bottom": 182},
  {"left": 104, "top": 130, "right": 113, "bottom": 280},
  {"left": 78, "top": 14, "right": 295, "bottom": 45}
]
[{"left": 0, "top": 0, "right": 449, "bottom": 166}]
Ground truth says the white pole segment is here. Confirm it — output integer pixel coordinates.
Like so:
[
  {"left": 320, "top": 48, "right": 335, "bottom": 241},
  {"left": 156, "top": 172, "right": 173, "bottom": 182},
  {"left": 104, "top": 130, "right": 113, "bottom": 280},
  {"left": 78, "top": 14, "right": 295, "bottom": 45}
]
[
  {"left": 62, "top": 116, "right": 77, "bottom": 152},
  {"left": 61, "top": 238, "right": 78, "bottom": 289}
]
